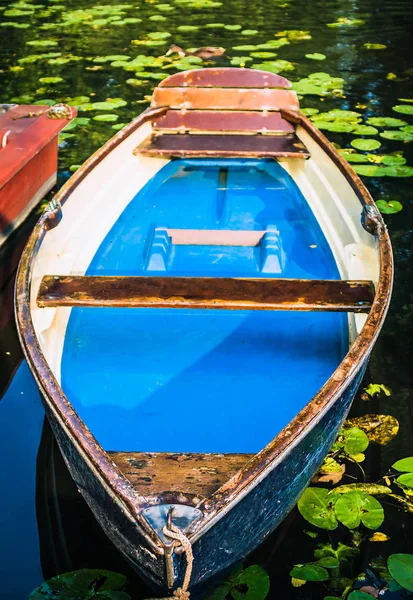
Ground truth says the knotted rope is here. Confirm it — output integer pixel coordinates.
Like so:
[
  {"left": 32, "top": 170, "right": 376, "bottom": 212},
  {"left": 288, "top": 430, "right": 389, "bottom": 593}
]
[{"left": 145, "top": 522, "right": 193, "bottom": 600}]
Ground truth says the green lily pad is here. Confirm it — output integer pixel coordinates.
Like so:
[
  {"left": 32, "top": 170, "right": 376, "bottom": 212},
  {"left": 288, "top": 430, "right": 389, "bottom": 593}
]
[
  {"left": 26, "top": 39, "right": 57, "bottom": 47},
  {"left": 177, "top": 25, "right": 199, "bottom": 31},
  {"left": 92, "top": 102, "right": 116, "bottom": 111},
  {"left": 327, "top": 17, "right": 365, "bottom": 27},
  {"left": 224, "top": 24, "right": 242, "bottom": 31},
  {"left": 400, "top": 125, "right": 413, "bottom": 133},
  {"left": 376, "top": 200, "right": 403, "bottom": 214},
  {"left": 393, "top": 457, "right": 413, "bottom": 472},
  {"left": 396, "top": 473, "right": 413, "bottom": 488},
  {"left": 148, "top": 31, "right": 171, "bottom": 39},
  {"left": 230, "top": 565, "right": 270, "bottom": 600},
  {"left": 352, "top": 165, "right": 387, "bottom": 177},
  {"left": 297, "top": 488, "right": 338, "bottom": 530},
  {"left": 363, "top": 42, "right": 387, "bottom": 50},
  {"left": 149, "top": 15, "right": 167, "bottom": 21},
  {"left": 126, "top": 78, "right": 145, "bottom": 86},
  {"left": 256, "top": 39, "right": 290, "bottom": 49},
  {"left": 93, "top": 113, "right": 119, "bottom": 122},
  {"left": 388, "top": 554, "right": 413, "bottom": 592},
  {"left": 275, "top": 29, "right": 311, "bottom": 41},
  {"left": 38, "top": 76, "right": 64, "bottom": 84},
  {"left": 348, "top": 593, "right": 376, "bottom": 600},
  {"left": 305, "top": 53, "right": 326, "bottom": 61},
  {"left": 327, "top": 122, "right": 356, "bottom": 133},
  {"left": 366, "top": 116, "right": 408, "bottom": 127},
  {"left": 241, "top": 29, "right": 259, "bottom": 35},
  {"left": 28, "top": 570, "right": 129, "bottom": 599},
  {"left": 380, "top": 130, "right": 413, "bottom": 142},
  {"left": 249, "top": 51, "right": 278, "bottom": 58},
  {"left": 392, "top": 104, "right": 413, "bottom": 115},
  {"left": 351, "top": 138, "right": 381, "bottom": 151},
  {"left": 1, "top": 21, "right": 31, "bottom": 28},
  {"left": 351, "top": 125, "right": 379, "bottom": 135},
  {"left": 334, "top": 491, "right": 384, "bottom": 529},
  {"left": 385, "top": 165, "right": 413, "bottom": 177},
  {"left": 111, "top": 123, "right": 128, "bottom": 130},
  {"left": 343, "top": 427, "right": 369, "bottom": 454},
  {"left": 4, "top": 8, "right": 33, "bottom": 15},
  {"left": 290, "top": 564, "right": 329, "bottom": 582},
  {"left": 93, "top": 55, "right": 131, "bottom": 63},
  {"left": 230, "top": 56, "right": 253, "bottom": 66},
  {"left": 382, "top": 155, "right": 406, "bottom": 165},
  {"left": 232, "top": 45, "right": 258, "bottom": 51},
  {"left": 155, "top": 3, "right": 175, "bottom": 11},
  {"left": 340, "top": 152, "right": 370, "bottom": 163},
  {"left": 253, "top": 59, "right": 294, "bottom": 73},
  {"left": 204, "top": 23, "right": 225, "bottom": 28},
  {"left": 301, "top": 108, "right": 319, "bottom": 116}
]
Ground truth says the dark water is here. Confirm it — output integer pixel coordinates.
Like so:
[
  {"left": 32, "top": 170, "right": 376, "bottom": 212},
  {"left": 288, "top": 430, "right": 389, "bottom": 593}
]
[{"left": 1, "top": 0, "right": 413, "bottom": 597}]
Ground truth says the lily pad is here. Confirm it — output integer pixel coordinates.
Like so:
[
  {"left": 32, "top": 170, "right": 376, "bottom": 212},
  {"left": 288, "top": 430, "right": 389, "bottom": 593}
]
[
  {"left": 334, "top": 491, "right": 384, "bottom": 529},
  {"left": 351, "top": 125, "right": 379, "bottom": 135},
  {"left": 340, "top": 152, "right": 370, "bottom": 163},
  {"left": 393, "top": 457, "right": 413, "bottom": 472},
  {"left": 363, "top": 42, "right": 387, "bottom": 50},
  {"left": 327, "top": 17, "right": 365, "bottom": 28},
  {"left": 232, "top": 45, "right": 258, "bottom": 51},
  {"left": 297, "top": 488, "right": 338, "bottom": 530},
  {"left": 396, "top": 473, "right": 413, "bottom": 488},
  {"left": 38, "top": 76, "right": 64, "bottom": 84},
  {"left": 366, "top": 116, "right": 408, "bottom": 127},
  {"left": 241, "top": 29, "right": 259, "bottom": 35},
  {"left": 250, "top": 52, "right": 277, "bottom": 58},
  {"left": 253, "top": 59, "right": 294, "bottom": 73},
  {"left": 224, "top": 24, "right": 242, "bottom": 31},
  {"left": 305, "top": 53, "right": 326, "bottom": 61},
  {"left": 1, "top": 21, "right": 30, "bottom": 28},
  {"left": 380, "top": 130, "right": 413, "bottom": 142},
  {"left": 93, "top": 114, "right": 119, "bottom": 122},
  {"left": 290, "top": 565, "right": 329, "bottom": 582},
  {"left": 392, "top": 104, "right": 413, "bottom": 114},
  {"left": 230, "top": 56, "right": 253, "bottom": 66},
  {"left": 28, "top": 569, "right": 129, "bottom": 599},
  {"left": 388, "top": 554, "right": 413, "bottom": 592},
  {"left": 352, "top": 165, "right": 386, "bottom": 177},
  {"left": 351, "top": 138, "right": 381, "bottom": 151},
  {"left": 26, "top": 39, "right": 58, "bottom": 47},
  {"left": 385, "top": 165, "right": 413, "bottom": 177},
  {"left": 149, "top": 15, "right": 167, "bottom": 21},
  {"left": 275, "top": 29, "right": 311, "bottom": 41},
  {"left": 204, "top": 23, "right": 225, "bottom": 28},
  {"left": 382, "top": 154, "right": 406, "bottom": 165},
  {"left": 177, "top": 25, "right": 199, "bottom": 31},
  {"left": 148, "top": 31, "right": 171, "bottom": 39},
  {"left": 301, "top": 108, "right": 319, "bottom": 116}
]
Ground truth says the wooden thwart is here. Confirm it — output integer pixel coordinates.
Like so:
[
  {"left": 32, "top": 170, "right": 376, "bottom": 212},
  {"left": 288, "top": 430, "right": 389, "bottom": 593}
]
[
  {"left": 109, "top": 451, "right": 253, "bottom": 498},
  {"left": 135, "top": 132, "right": 309, "bottom": 159},
  {"left": 37, "top": 275, "right": 375, "bottom": 312}
]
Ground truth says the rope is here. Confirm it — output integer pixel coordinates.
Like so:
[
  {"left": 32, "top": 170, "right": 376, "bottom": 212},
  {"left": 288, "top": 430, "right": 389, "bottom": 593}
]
[{"left": 145, "top": 522, "right": 193, "bottom": 600}]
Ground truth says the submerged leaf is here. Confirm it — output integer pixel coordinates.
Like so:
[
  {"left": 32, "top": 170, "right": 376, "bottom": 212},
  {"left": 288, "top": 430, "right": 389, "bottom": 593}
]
[
  {"left": 388, "top": 554, "right": 413, "bottom": 592},
  {"left": 230, "top": 565, "right": 270, "bottom": 600}
]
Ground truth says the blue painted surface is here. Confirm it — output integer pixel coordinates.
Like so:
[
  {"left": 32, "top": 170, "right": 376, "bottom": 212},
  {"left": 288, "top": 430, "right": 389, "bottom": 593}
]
[
  {"left": 61, "top": 159, "right": 348, "bottom": 453},
  {"left": 0, "top": 362, "right": 45, "bottom": 598}
]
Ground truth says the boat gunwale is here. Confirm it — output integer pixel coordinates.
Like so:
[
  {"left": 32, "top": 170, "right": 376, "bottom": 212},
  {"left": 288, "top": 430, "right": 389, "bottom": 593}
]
[{"left": 15, "top": 92, "right": 393, "bottom": 547}]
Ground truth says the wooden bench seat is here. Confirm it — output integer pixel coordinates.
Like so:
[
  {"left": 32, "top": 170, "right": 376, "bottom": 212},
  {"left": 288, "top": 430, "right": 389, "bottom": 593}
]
[{"left": 37, "top": 275, "right": 375, "bottom": 312}]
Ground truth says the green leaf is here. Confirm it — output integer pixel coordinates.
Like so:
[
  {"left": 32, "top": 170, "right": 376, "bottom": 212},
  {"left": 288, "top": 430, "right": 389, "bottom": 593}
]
[
  {"left": 380, "top": 130, "right": 413, "bottom": 142},
  {"left": 352, "top": 165, "right": 386, "bottom": 177},
  {"left": 249, "top": 51, "right": 277, "bottom": 58},
  {"left": 364, "top": 383, "right": 391, "bottom": 397},
  {"left": 392, "top": 457, "right": 413, "bottom": 472},
  {"left": 297, "top": 488, "right": 338, "bottom": 530},
  {"left": 343, "top": 427, "right": 369, "bottom": 454},
  {"left": 351, "top": 125, "right": 379, "bottom": 135},
  {"left": 305, "top": 53, "right": 326, "bottom": 60},
  {"left": 376, "top": 200, "right": 403, "bottom": 214},
  {"left": 301, "top": 108, "right": 319, "bottom": 116},
  {"left": 314, "top": 556, "right": 340, "bottom": 568},
  {"left": 93, "top": 114, "right": 119, "bottom": 122},
  {"left": 351, "top": 138, "right": 381, "bottom": 151},
  {"left": 28, "top": 570, "right": 128, "bottom": 599},
  {"left": 224, "top": 24, "right": 242, "bottom": 31},
  {"left": 382, "top": 154, "right": 406, "bottom": 165},
  {"left": 348, "top": 592, "right": 376, "bottom": 599},
  {"left": 230, "top": 565, "right": 270, "bottom": 600},
  {"left": 27, "top": 39, "right": 58, "bottom": 47},
  {"left": 340, "top": 152, "right": 370, "bottom": 163},
  {"left": 332, "top": 483, "right": 392, "bottom": 495},
  {"left": 396, "top": 473, "right": 413, "bottom": 488},
  {"left": 327, "top": 17, "right": 365, "bottom": 27},
  {"left": 366, "top": 117, "right": 408, "bottom": 127},
  {"left": 177, "top": 25, "right": 199, "bottom": 31},
  {"left": 230, "top": 56, "right": 253, "bottom": 66},
  {"left": 388, "top": 554, "right": 413, "bottom": 592},
  {"left": 363, "top": 43, "right": 387, "bottom": 50},
  {"left": 385, "top": 165, "right": 413, "bottom": 177},
  {"left": 290, "top": 565, "right": 329, "bottom": 582},
  {"left": 241, "top": 29, "right": 259, "bottom": 35},
  {"left": 334, "top": 491, "right": 384, "bottom": 529},
  {"left": 38, "top": 76, "right": 64, "bottom": 84},
  {"left": 392, "top": 104, "right": 413, "bottom": 115}
]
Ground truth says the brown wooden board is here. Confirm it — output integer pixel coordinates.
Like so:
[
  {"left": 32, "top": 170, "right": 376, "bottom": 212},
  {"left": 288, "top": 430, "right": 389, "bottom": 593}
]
[
  {"left": 135, "top": 132, "right": 309, "bottom": 159},
  {"left": 158, "top": 68, "right": 292, "bottom": 89},
  {"left": 152, "top": 110, "right": 294, "bottom": 134},
  {"left": 37, "top": 276, "right": 375, "bottom": 312},
  {"left": 151, "top": 87, "right": 299, "bottom": 111},
  {"left": 109, "top": 451, "right": 253, "bottom": 499}
]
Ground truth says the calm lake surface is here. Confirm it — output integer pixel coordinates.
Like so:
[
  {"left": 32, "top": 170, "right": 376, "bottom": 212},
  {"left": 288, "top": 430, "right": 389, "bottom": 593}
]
[{"left": 1, "top": 0, "right": 413, "bottom": 597}]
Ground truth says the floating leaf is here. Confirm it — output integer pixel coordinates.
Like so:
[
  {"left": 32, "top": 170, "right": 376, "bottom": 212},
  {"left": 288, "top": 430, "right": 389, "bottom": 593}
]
[
  {"left": 148, "top": 31, "right": 171, "bottom": 39},
  {"left": 352, "top": 125, "right": 379, "bottom": 135},
  {"left": 241, "top": 29, "right": 259, "bottom": 35},
  {"left": 351, "top": 138, "right": 381, "bottom": 151},
  {"left": 388, "top": 554, "right": 413, "bottom": 592},
  {"left": 26, "top": 39, "right": 58, "bottom": 47},
  {"left": 342, "top": 427, "right": 369, "bottom": 454},
  {"left": 301, "top": 108, "right": 319, "bottom": 116},
  {"left": 335, "top": 492, "right": 384, "bottom": 529},
  {"left": 93, "top": 114, "right": 119, "bottom": 122},
  {"left": 396, "top": 473, "right": 413, "bottom": 488},
  {"left": 290, "top": 565, "right": 329, "bottom": 582},
  {"left": 346, "top": 414, "right": 399, "bottom": 445},
  {"left": 230, "top": 565, "right": 270, "bottom": 600},
  {"left": 327, "top": 17, "right": 365, "bottom": 27},
  {"left": 385, "top": 165, "right": 413, "bottom": 177},
  {"left": 393, "top": 457, "right": 413, "bottom": 472},
  {"left": 224, "top": 24, "right": 242, "bottom": 31},
  {"left": 379, "top": 130, "right": 413, "bottom": 142},
  {"left": 382, "top": 155, "right": 406, "bottom": 165},
  {"left": 340, "top": 152, "right": 370, "bottom": 163},
  {"left": 364, "top": 383, "right": 391, "bottom": 397},
  {"left": 297, "top": 488, "right": 338, "bottom": 530},
  {"left": 38, "top": 76, "right": 64, "bottom": 84},
  {"left": 230, "top": 56, "right": 253, "bottom": 66},
  {"left": 149, "top": 14, "right": 167, "bottom": 21},
  {"left": 392, "top": 104, "right": 413, "bottom": 115},
  {"left": 177, "top": 25, "right": 199, "bottom": 31},
  {"left": 1, "top": 21, "right": 30, "bottom": 28},
  {"left": 93, "top": 55, "right": 131, "bottom": 63},
  {"left": 204, "top": 22, "right": 225, "bottom": 28},
  {"left": 332, "top": 483, "right": 392, "bottom": 496},
  {"left": 366, "top": 116, "right": 408, "bottom": 127},
  {"left": 28, "top": 570, "right": 129, "bottom": 599},
  {"left": 305, "top": 53, "right": 326, "bottom": 61},
  {"left": 363, "top": 43, "right": 387, "bottom": 50},
  {"left": 253, "top": 60, "right": 294, "bottom": 73},
  {"left": 249, "top": 51, "right": 277, "bottom": 58},
  {"left": 348, "top": 592, "right": 375, "bottom": 600},
  {"left": 275, "top": 29, "right": 311, "bottom": 41},
  {"left": 111, "top": 123, "right": 127, "bottom": 131},
  {"left": 376, "top": 200, "right": 403, "bottom": 214},
  {"left": 126, "top": 78, "right": 145, "bottom": 86}
]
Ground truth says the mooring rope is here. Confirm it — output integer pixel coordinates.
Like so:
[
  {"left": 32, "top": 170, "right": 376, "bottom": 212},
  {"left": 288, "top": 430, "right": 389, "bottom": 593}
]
[{"left": 145, "top": 522, "right": 193, "bottom": 600}]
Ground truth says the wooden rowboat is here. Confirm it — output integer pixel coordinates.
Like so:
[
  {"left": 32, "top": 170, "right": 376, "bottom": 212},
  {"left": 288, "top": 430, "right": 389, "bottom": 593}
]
[{"left": 15, "top": 68, "right": 393, "bottom": 595}]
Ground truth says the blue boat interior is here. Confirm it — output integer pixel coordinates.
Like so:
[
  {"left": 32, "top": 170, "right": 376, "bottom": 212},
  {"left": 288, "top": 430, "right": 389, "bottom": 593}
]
[{"left": 61, "top": 159, "right": 348, "bottom": 454}]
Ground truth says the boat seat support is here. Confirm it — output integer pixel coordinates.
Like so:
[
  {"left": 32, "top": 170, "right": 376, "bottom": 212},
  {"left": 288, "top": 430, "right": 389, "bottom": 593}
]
[{"left": 37, "top": 275, "right": 375, "bottom": 312}]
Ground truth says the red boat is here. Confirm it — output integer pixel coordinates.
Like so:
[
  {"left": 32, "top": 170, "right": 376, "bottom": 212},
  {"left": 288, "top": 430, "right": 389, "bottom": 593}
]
[{"left": 0, "top": 103, "right": 75, "bottom": 253}]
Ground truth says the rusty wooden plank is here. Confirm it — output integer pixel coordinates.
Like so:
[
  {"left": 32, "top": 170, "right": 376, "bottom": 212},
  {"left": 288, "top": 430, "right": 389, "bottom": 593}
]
[
  {"left": 158, "top": 68, "right": 292, "bottom": 89},
  {"left": 152, "top": 110, "right": 294, "bottom": 134},
  {"left": 151, "top": 87, "right": 299, "bottom": 111},
  {"left": 37, "top": 276, "right": 375, "bottom": 312},
  {"left": 134, "top": 132, "right": 309, "bottom": 159},
  {"left": 109, "top": 451, "right": 253, "bottom": 499}
]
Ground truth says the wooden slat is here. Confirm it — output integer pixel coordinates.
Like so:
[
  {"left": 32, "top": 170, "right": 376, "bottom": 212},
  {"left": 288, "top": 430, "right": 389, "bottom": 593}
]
[
  {"left": 159, "top": 68, "right": 292, "bottom": 89},
  {"left": 134, "top": 133, "right": 309, "bottom": 159},
  {"left": 152, "top": 110, "right": 294, "bottom": 134},
  {"left": 109, "top": 451, "right": 253, "bottom": 498},
  {"left": 37, "top": 276, "right": 375, "bottom": 312},
  {"left": 151, "top": 87, "right": 299, "bottom": 111}
]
